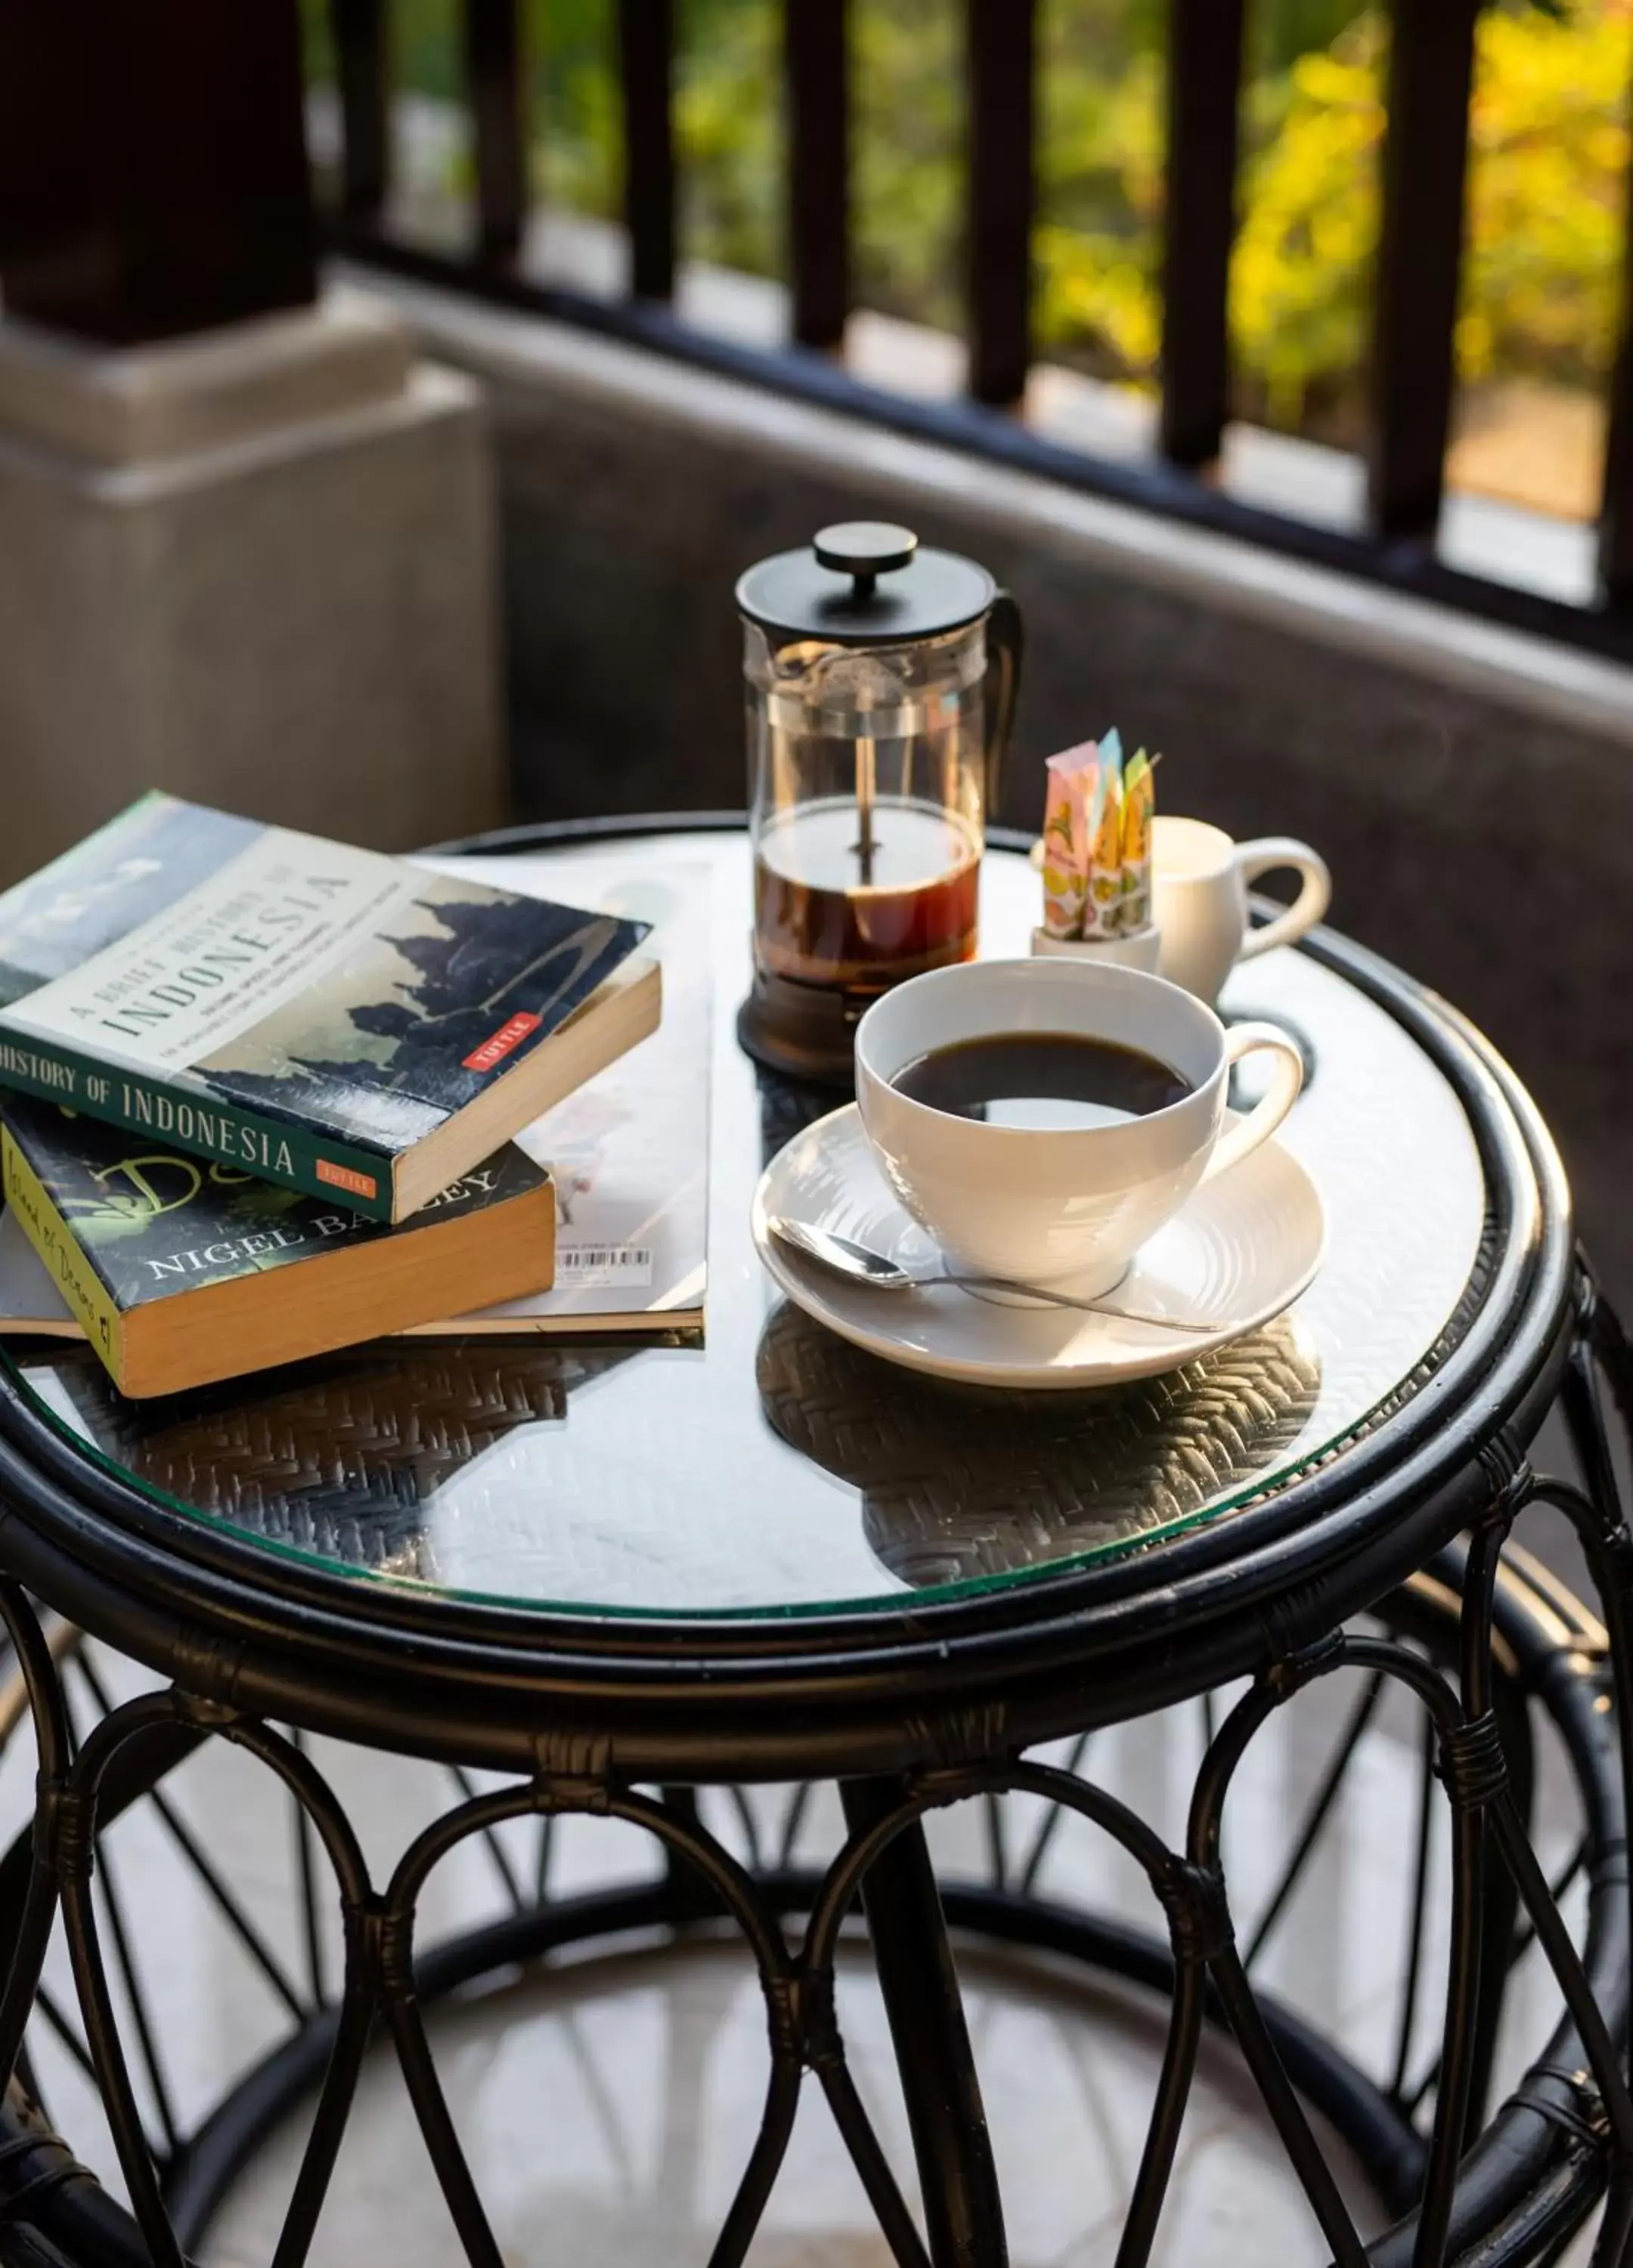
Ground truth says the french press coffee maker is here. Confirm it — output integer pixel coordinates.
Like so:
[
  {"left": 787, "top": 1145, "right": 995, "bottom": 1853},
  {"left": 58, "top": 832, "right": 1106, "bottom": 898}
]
[{"left": 736, "top": 521, "right": 1023, "bottom": 1084}]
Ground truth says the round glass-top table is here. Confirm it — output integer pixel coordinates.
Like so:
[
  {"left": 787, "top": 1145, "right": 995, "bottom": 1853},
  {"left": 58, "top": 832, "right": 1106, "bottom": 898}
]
[
  {"left": 0, "top": 817, "right": 1627, "bottom": 2268},
  {"left": 5, "top": 829, "right": 1496, "bottom": 1619}
]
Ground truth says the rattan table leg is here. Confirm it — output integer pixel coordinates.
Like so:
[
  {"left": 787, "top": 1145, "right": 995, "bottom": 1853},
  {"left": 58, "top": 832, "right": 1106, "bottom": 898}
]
[{"left": 840, "top": 1777, "right": 1009, "bottom": 2267}]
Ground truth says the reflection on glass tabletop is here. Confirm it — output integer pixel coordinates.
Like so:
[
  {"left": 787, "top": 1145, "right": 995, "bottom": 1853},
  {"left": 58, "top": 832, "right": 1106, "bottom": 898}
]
[{"left": 8, "top": 832, "right": 1488, "bottom": 1620}]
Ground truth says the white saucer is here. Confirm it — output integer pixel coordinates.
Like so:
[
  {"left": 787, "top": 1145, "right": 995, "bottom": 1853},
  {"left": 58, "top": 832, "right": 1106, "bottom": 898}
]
[{"left": 751, "top": 1105, "right": 1327, "bottom": 1391}]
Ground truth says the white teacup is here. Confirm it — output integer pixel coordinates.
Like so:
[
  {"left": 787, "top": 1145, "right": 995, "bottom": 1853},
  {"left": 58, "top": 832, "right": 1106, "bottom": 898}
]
[
  {"left": 1153, "top": 816, "right": 1331, "bottom": 1005},
  {"left": 854, "top": 959, "right": 1304, "bottom": 1300}
]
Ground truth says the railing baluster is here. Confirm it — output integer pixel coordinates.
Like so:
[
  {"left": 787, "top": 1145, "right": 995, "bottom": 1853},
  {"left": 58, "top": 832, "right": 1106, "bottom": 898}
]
[
  {"left": 1159, "top": 0, "right": 1246, "bottom": 469},
  {"left": 618, "top": 0, "right": 676, "bottom": 302},
  {"left": 786, "top": 0, "right": 850, "bottom": 351},
  {"left": 463, "top": 0, "right": 528, "bottom": 263},
  {"left": 1367, "top": 0, "right": 1480, "bottom": 541},
  {"left": 1597, "top": 158, "right": 1633, "bottom": 607},
  {"left": 967, "top": 0, "right": 1037, "bottom": 407},
  {"left": 330, "top": 0, "right": 389, "bottom": 222}
]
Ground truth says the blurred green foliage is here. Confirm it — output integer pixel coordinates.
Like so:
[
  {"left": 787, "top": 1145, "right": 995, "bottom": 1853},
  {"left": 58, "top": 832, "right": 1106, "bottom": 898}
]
[{"left": 300, "top": 0, "right": 1631, "bottom": 438}]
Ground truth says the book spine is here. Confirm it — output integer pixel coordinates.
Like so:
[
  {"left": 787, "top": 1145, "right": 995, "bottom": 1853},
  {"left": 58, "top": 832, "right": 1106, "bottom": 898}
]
[
  {"left": 2, "top": 1126, "right": 124, "bottom": 1386},
  {"left": 0, "top": 1033, "right": 395, "bottom": 1220}
]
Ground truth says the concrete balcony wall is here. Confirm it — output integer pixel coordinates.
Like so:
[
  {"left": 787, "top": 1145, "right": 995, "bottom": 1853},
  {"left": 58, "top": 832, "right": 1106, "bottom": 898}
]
[{"left": 362, "top": 274, "right": 1633, "bottom": 1307}]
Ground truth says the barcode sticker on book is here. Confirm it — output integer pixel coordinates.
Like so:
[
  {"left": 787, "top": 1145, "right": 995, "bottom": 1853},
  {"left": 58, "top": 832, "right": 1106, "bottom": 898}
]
[{"left": 556, "top": 1244, "right": 654, "bottom": 1287}]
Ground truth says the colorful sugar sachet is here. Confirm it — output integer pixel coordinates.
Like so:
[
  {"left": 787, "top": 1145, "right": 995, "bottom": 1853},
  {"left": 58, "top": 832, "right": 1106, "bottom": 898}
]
[
  {"left": 1081, "top": 729, "right": 1124, "bottom": 939},
  {"left": 1037, "top": 727, "right": 1157, "bottom": 940},
  {"left": 1120, "top": 748, "right": 1154, "bottom": 931},
  {"left": 1040, "top": 741, "right": 1097, "bottom": 937}
]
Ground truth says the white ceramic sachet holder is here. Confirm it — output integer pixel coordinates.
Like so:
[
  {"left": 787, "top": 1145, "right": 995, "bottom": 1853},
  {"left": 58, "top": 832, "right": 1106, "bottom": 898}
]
[
  {"left": 1027, "top": 835, "right": 1161, "bottom": 968},
  {"left": 1029, "top": 922, "right": 1161, "bottom": 968}
]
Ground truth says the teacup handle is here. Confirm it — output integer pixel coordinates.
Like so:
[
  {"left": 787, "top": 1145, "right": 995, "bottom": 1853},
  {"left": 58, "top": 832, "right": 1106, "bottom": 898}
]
[
  {"left": 1235, "top": 838, "right": 1332, "bottom": 962},
  {"left": 1202, "top": 1022, "right": 1305, "bottom": 1182}
]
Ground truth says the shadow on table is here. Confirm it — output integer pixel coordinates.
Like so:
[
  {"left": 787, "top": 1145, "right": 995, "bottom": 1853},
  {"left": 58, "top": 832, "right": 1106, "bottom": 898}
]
[
  {"left": 14, "top": 1337, "right": 651, "bottom": 1582},
  {"left": 755, "top": 1300, "right": 1323, "bottom": 1588}
]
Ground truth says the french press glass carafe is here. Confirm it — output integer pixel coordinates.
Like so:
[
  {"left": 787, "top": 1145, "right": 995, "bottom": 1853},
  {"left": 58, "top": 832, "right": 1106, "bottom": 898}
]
[{"left": 735, "top": 521, "right": 1023, "bottom": 1084}]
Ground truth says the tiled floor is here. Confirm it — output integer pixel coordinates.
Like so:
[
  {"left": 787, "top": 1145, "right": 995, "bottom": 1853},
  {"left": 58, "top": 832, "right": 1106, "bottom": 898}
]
[{"left": 0, "top": 1609, "right": 1607, "bottom": 2267}]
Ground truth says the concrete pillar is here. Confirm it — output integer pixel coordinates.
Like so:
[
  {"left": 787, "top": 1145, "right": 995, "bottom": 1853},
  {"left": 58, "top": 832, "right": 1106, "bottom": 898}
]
[
  {"left": 0, "top": 1, "right": 505, "bottom": 878},
  {"left": 0, "top": 287, "right": 506, "bottom": 880}
]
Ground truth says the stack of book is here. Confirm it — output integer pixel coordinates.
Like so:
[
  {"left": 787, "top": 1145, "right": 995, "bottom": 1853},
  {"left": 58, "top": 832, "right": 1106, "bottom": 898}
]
[{"left": 0, "top": 796, "right": 708, "bottom": 1397}]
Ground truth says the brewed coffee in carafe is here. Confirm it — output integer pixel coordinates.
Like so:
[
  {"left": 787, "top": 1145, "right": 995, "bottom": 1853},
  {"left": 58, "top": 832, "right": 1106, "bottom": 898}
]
[
  {"left": 754, "top": 798, "right": 980, "bottom": 985},
  {"left": 751, "top": 634, "right": 984, "bottom": 987},
  {"left": 736, "top": 524, "right": 1021, "bottom": 1083}
]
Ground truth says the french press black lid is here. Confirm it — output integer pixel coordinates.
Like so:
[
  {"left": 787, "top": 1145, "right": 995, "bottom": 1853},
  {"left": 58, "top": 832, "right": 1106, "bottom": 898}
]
[{"left": 735, "top": 521, "right": 998, "bottom": 648}]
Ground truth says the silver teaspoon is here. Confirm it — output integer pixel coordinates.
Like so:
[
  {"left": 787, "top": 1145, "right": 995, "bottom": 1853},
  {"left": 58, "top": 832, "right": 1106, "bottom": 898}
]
[{"left": 767, "top": 1216, "right": 1224, "bottom": 1333}]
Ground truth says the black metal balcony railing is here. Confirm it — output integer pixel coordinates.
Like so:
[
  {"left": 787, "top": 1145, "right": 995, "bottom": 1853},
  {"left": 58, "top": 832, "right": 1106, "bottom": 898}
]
[
  {"left": 5, "top": 2, "right": 1627, "bottom": 663},
  {"left": 322, "top": 0, "right": 1633, "bottom": 664}
]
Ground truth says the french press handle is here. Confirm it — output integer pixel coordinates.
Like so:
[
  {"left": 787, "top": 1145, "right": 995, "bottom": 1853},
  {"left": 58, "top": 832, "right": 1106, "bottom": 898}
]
[{"left": 981, "top": 589, "right": 1024, "bottom": 818}]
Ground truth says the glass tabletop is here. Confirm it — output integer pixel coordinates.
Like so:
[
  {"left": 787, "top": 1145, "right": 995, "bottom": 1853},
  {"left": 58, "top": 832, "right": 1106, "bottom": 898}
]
[{"left": 7, "top": 831, "right": 1489, "bottom": 1619}]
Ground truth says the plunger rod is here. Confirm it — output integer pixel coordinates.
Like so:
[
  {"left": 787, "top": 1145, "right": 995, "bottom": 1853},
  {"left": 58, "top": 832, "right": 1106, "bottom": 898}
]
[{"left": 855, "top": 733, "right": 876, "bottom": 885}]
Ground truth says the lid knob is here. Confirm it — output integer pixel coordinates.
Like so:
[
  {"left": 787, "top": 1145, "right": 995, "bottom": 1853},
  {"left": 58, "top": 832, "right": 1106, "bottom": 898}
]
[{"left": 813, "top": 521, "right": 918, "bottom": 598}]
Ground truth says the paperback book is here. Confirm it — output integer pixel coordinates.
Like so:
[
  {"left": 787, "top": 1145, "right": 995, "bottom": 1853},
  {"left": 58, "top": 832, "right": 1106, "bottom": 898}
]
[
  {"left": 0, "top": 794, "right": 658, "bottom": 1222},
  {"left": 2, "top": 1099, "right": 556, "bottom": 1397}
]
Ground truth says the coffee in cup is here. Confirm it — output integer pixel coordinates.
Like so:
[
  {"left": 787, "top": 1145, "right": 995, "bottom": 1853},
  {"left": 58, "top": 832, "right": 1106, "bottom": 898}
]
[
  {"left": 854, "top": 959, "right": 1303, "bottom": 1300},
  {"left": 888, "top": 1030, "right": 1192, "bottom": 1129}
]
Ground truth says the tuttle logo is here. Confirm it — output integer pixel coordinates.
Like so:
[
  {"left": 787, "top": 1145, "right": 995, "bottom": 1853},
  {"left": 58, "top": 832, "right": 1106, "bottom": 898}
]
[
  {"left": 315, "top": 1159, "right": 377, "bottom": 1199},
  {"left": 463, "top": 1011, "right": 542, "bottom": 1074}
]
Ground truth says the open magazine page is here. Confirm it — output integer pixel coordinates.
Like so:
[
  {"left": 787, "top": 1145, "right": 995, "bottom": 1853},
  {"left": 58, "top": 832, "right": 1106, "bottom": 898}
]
[
  {"left": 404, "top": 853, "right": 710, "bottom": 1334},
  {"left": 0, "top": 854, "right": 710, "bottom": 1343}
]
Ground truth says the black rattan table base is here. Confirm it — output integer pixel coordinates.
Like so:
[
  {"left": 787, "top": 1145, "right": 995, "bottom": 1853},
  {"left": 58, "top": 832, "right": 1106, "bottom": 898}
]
[{"left": 0, "top": 1448, "right": 1628, "bottom": 2268}]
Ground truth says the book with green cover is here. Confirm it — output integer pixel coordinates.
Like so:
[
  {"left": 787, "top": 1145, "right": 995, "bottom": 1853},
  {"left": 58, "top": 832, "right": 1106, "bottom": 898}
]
[
  {"left": 1, "top": 1098, "right": 557, "bottom": 1397},
  {"left": 0, "top": 794, "right": 659, "bottom": 1222},
  {"left": 0, "top": 846, "right": 713, "bottom": 1360}
]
